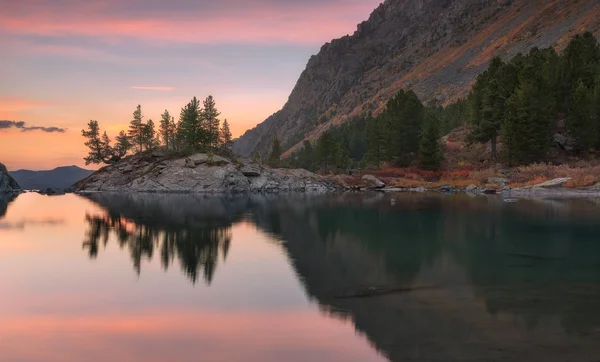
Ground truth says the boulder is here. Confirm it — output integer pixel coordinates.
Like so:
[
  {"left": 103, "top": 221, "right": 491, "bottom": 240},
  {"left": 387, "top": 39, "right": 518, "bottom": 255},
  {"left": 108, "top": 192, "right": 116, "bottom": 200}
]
[
  {"left": 439, "top": 184, "right": 454, "bottom": 193},
  {"left": 465, "top": 184, "right": 478, "bottom": 193},
  {"left": 483, "top": 188, "right": 497, "bottom": 195},
  {"left": 122, "top": 165, "right": 133, "bottom": 173},
  {"left": 533, "top": 177, "right": 571, "bottom": 188},
  {"left": 487, "top": 177, "right": 508, "bottom": 186},
  {"left": 184, "top": 158, "right": 196, "bottom": 169},
  {"left": 189, "top": 154, "right": 208, "bottom": 165},
  {"left": 553, "top": 133, "right": 575, "bottom": 152},
  {"left": 152, "top": 150, "right": 166, "bottom": 157},
  {"left": 240, "top": 165, "right": 262, "bottom": 177},
  {"left": 362, "top": 175, "right": 385, "bottom": 189}
]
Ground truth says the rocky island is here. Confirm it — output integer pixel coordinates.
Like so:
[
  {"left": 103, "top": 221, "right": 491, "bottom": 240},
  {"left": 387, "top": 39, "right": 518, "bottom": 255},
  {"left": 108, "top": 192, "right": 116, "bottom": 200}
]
[{"left": 72, "top": 151, "right": 340, "bottom": 193}]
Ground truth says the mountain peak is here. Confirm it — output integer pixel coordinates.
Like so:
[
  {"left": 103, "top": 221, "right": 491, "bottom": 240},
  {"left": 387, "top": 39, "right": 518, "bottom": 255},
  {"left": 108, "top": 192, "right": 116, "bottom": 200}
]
[{"left": 233, "top": 0, "right": 600, "bottom": 159}]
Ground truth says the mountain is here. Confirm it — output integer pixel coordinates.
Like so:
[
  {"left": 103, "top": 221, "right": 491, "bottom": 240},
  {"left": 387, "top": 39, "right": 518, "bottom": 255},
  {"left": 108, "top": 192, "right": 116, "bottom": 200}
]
[
  {"left": 233, "top": 0, "right": 600, "bottom": 158},
  {"left": 10, "top": 166, "right": 94, "bottom": 190},
  {"left": 0, "top": 162, "right": 21, "bottom": 193}
]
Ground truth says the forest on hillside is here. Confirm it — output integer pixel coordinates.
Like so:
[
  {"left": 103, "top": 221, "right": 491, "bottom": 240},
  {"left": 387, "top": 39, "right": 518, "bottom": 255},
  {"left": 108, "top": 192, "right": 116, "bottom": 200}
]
[{"left": 281, "top": 32, "right": 600, "bottom": 172}]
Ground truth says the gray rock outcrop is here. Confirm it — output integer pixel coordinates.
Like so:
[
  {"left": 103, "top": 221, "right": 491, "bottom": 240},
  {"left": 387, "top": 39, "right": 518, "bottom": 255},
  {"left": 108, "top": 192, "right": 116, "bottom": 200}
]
[
  {"left": 0, "top": 162, "right": 21, "bottom": 193},
  {"left": 73, "top": 153, "right": 339, "bottom": 193}
]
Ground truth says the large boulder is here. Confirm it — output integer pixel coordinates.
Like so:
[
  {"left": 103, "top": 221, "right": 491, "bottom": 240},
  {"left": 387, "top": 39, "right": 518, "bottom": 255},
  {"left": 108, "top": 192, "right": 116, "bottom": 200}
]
[
  {"left": 0, "top": 162, "right": 21, "bottom": 193},
  {"left": 362, "top": 175, "right": 386, "bottom": 189},
  {"left": 240, "top": 164, "right": 262, "bottom": 177},
  {"left": 533, "top": 177, "right": 571, "bottom": 188}
]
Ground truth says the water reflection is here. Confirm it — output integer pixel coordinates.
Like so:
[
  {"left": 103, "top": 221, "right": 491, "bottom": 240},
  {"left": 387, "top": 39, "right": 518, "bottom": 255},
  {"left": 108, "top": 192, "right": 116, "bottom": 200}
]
[
  {"left": 83, "top": 194, "right": 236, "bottom": 284},
  {"left": 81, "top": 192, "right": 600, "bottom": 361},
  {"left": 0, "top": 193, "right": 17, "bottom": 218}
]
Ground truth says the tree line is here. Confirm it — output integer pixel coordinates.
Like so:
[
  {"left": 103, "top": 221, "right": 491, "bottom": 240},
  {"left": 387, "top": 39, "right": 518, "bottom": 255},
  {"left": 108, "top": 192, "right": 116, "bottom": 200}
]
[
  {"left": 286, "top": 31, "right": 600, "bottom": 171},
  {"left": 82, "top": 96, "right": 233, "bottom": 165}
]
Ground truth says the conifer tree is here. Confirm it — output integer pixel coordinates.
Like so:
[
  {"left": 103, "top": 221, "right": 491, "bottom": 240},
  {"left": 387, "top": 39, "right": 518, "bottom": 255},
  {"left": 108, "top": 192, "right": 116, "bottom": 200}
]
[
  {"left": 142, "top": 119, "right": 158, "bottom": 151},
  {"left": 268, "top": 138, "right": 282, "bottom": 167},
  {"left": 178, "top": 97, "right": 205, "bottom": 150},
  {"left": 114, "top": 130, "right": 132, "bottom": 159},
  {"left": 82, "top": 120, "right": 109, "bottom": 165},
  {"left": 219, "top": 119, "right": 233, "bottom": 156},
  {"left": 159, "top": 110, "right": 175, "bottom": 149},
  {"left": 366, "top": 115, "right": 386, "bottom": 167},
  {"left": 384, "top": 90, "right": 424, "bottom": 166},
  {"left": 203, "top": 95, "right": 221, "bottom": 150},
  {"left": 419, "top": 113, "right": 443, "bottom": 171},
  {"left": 567, "top": 81, "right": 597, "bottom": 152},
  {"left": 129, "top": 105, "right": 144, "bottom": 153}
]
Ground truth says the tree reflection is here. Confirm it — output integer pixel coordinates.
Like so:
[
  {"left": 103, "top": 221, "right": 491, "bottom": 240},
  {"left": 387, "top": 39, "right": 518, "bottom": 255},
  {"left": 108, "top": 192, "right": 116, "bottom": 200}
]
[
  {"left": 0, "top": 193, "right": 17, "bottom": 219},
  {"left": 82, "top": 194, "right": 235, "bottom": 285}
]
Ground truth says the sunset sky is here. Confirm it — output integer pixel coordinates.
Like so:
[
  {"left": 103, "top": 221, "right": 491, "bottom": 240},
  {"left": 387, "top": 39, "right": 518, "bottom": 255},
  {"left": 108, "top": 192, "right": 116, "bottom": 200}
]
[{"left": 0, "top": 0, "right": 382, "bottom": 170}]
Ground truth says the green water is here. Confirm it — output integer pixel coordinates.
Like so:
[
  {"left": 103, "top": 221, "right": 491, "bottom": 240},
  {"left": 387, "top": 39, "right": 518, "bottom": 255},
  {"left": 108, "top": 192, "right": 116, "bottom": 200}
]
[{"left": 1, "top": 192, "right": 600, "bottom": 361}]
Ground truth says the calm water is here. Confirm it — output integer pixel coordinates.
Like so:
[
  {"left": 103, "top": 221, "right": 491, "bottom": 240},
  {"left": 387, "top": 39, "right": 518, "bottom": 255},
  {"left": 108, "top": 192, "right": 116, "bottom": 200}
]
[{"left": 2, "top": 192, "right": 600, "bottom": 362}]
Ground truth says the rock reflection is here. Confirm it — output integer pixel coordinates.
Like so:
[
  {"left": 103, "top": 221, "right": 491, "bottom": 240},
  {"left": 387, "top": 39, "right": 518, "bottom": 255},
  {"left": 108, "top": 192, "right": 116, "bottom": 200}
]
[{"left": 0, "top": 193, "right": 17, "bottom": 219}]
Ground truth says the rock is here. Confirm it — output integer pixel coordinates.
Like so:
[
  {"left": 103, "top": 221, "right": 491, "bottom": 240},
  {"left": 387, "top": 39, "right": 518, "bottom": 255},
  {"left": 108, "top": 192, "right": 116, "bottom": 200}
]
[
  {"left": 483, "top": 188, "right": 497, "bottom": 195},
  {"left": 240, "top": 165, "right": 262, "bottom": 177},
  {"left": 232, "top": 1, "right": 586, "bottom": 159},
  {"left": 184, "top": 158, "right": 196, "bottom": 169},
  {"left": 465, "top": 184, "right": 478, "bottom": 193},
  {"left": 553, "top": 133, "right": 576, "bottom": 152},
  {"left": 72, "top": 153, "right": 341, "bottom": 194},
  {"left": 123, "top": 165, "right": 133, "bottom": 173},
  {"left": 533, "top": 177, "right": 571, "bottom": 188},
  {"left": 439, "top": 184, "right": 454, "bottom": 193},
  {"left": 0, "top": 162, "right": 21, "bottom": 193},
  {"left": 189, "top": 154, "right": 208, "bottom": 165},
  {"left": 152, "top": 150, "right": 166, "bottom": 157},
  {"left": 488, "top": 177, "right": 508, "bottom": 186},
  {"left": 362, "top": 175, "right": 386, "bottom": 189},
  {"left": 410, "top": 187, "right": 427, "bottom": 193},
  {"left": 38, "top": 188, "right": 65, "bottom": 196}
]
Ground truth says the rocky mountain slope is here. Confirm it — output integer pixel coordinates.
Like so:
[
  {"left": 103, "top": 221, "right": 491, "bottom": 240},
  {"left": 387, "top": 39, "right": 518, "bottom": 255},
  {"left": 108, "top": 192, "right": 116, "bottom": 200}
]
[
  {"left": 0, "top": 162, "right": 21, "bottom": 193},
  {"left": 72, "top": 151, "right": 339, "bottom": 193},
  {"left": 233, "top": 0, "right": 600, "bottom": 158},
  {"left": 11, "top": 165, "right": 93, "bottom": 190}
]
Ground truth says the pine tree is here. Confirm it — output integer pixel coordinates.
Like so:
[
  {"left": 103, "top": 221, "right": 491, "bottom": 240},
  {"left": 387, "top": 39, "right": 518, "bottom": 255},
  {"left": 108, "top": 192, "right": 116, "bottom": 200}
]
[
  {"left": 268, "top": 138, "right": 282, "bottom": 167},
  {"left": 159, "top": 110, "right": 174, "bottom": 149},
  {"left": 114, "top": 130, "right": 132, "bottom": 159},
  {"left": 203, "top": 95, "right": 221, "bottom": 150},
  {"left": 129, "top": 105, "right": 144, "bottom": 153},
  {"left": 567, "top": 81, "right": 597, "bottom": 152},
  {"left": 384, "top": 90, "right": 424, "bottom": 166},
  {"left": 365, "top": 115, "right": 386, "bottom": 167},
  {"left": 219, "top": 119, "right": 233, "bottom": 156},
  {"left": 419, "top": 113, "right": 443, "bottom": 171},
  {"left": 101, "top": 132, "right": 113, "bottom": 161},
  {"left": 82, "top": 120, "right": 109, "bottom": 165},
  {"left": 178, "top": 97, "right": 205, "bottom": 150},
  {"left": 142, "top": 119, "right": 158, "bottom": 151}
]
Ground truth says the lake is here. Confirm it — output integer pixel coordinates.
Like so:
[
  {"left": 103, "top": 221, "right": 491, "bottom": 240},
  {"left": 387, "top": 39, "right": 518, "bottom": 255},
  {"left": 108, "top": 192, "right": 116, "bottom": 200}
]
[{"left": 2, "top": 192, "right": 600, "bottom": 361}]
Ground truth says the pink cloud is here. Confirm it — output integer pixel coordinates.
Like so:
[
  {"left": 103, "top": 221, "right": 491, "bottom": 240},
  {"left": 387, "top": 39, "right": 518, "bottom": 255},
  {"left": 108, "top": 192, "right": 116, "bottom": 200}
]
[
  {"left": 130, "top": 86, "right": 175, "bottom": 91},
  {"left": 0, "top": 1, "right": 381, "bottom": 45}
]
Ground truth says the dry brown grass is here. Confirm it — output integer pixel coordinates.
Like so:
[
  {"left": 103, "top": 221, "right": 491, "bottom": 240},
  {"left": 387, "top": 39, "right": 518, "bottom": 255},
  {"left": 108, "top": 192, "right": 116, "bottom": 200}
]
[{"left": 513, "top": 163, "right": 600, "bottom": 188}]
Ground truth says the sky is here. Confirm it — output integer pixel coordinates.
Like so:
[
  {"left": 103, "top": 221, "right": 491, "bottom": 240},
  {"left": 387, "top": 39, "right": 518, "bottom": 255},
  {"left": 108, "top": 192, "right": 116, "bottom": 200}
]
[{"left": 0, "top": 0, "right": 382, "bottom": 170}]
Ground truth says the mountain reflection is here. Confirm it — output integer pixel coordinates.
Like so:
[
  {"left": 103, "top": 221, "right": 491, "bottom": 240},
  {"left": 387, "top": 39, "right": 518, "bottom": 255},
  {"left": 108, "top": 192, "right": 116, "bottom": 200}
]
[
  {"left": 0, "top": 193, "right": 17, "bottom": 219},
  {"left": 80, "top": 192, "right": 600, "bottom": 361}
]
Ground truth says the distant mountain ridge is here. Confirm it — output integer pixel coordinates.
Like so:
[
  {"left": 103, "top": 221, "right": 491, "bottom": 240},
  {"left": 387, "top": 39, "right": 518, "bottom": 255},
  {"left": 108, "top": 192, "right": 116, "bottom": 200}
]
[
  {"left": 10, "top": 166, "right": 94, "bottom": 190},
  {"left": 233, "top": 0, "right": 600, "bottom": 158}
]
